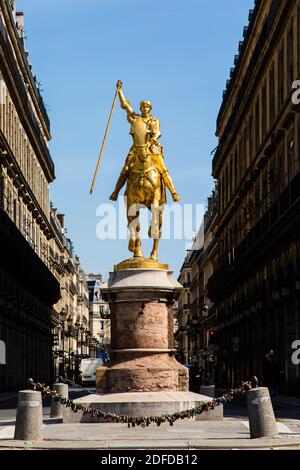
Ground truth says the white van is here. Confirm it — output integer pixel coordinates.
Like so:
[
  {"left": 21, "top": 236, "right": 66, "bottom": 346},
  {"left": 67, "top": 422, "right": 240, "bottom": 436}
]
[{"left": 81, "top": 358, "right": 103, "bottom": 384}]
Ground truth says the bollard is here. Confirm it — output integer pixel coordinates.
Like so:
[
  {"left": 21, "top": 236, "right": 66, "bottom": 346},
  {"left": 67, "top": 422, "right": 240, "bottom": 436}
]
[
  {"left": 199, "top": 385, "right": 215, "bottom": 398},
  {"left": 14, "top": 390, "right": 43, "bottom": 441},
  {"left": 246, "top": 387, "right": 278, "bottom": 438},
  {"left": 50, "top": 383, "right": 69, "bottom": 419}
]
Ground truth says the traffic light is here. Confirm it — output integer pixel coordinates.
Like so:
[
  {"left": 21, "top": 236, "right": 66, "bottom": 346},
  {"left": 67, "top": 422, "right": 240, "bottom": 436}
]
[{"left": 208, "top": 330, "right": 215, "bottom": 344}]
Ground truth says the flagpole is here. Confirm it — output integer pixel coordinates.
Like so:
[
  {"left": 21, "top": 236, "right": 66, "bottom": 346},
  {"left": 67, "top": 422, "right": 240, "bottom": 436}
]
[{"left": 90, "top": 86, "right": 119, "bottom": 194}]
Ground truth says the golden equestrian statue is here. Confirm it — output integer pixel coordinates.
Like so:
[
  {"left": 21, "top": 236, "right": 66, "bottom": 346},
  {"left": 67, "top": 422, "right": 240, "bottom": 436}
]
[
  {"left": 109, "top": 81, "right": 180, "bottom": 267},
  {"left": 90, "top": 80, "right": 180, "bottom": 269}
]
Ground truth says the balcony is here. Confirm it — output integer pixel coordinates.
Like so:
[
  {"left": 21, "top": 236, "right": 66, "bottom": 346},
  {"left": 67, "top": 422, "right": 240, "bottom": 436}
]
[
  {"left": 65, "top": 257, "right": 76, "bottom": 273},
  {"left": 207, "top": 172, "right": 300, "bottom": 301},
  {"left": 69, "top": 281, "right": 78, "bottom": 296},
  {"left": 50, "top": 309, "right": 60, "bottom": 326},
  {"left": 50, "top": 214, "right": 65, "bottom": 246}
]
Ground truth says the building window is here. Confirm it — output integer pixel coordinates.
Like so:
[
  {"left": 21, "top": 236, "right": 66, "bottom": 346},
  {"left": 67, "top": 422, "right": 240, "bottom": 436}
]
[
  {"left": 255, "top": 97, "right": 260, "bottom": 153},
  {"left": 221, "top": 174, "right": 225, "bottom": 211},
  {"left": 248, "top": 115, "right": 253, "bottom": 162},
  {"left": 13, "top": 198, "right": 18, "bottom": 225},
  {"left": 100, "top": 321, "right": 104, "bottom": 330},
  {"left": 262, "top": 81, "right": 267, "bottom": 138},
  {"left": 233, "top": 149, "right": 237, "bottom": 192},
  {"left": 277, "top": 149, "right": 285, "bottom": 194},
  {"left": 287, "top": 24, "right": 294, "bottom": 88},
  {"left": 229, "top": 157, "right": 233, "bottom": 198},
  {"left": 278, "top": 46, "right": 285, "bottom": 108},
  {"left": 243, "top": 127, "right": 248, "bottom": 172},
  {"left": 99, "top": 305, "right": 104, "bottom": 316},
  {"left": 269, "top": 64, "right": 275, "bottom": 125}
]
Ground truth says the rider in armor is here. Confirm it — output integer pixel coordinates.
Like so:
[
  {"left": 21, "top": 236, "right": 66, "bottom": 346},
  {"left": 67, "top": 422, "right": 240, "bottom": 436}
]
[{"left": 110, "top": 81, "right": 180, "bottom": 203}]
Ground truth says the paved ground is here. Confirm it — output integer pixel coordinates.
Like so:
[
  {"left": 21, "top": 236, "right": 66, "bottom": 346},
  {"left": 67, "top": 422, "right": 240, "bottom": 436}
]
[
  {"left": 1, "top": 419, "right": 300, "bottom": 449},
  {"left": 1, "top": 388, "right": 300, "bottom": 449}
]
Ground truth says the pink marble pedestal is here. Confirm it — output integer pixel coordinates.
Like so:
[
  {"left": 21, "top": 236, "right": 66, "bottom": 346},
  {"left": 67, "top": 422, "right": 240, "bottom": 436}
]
[{"left": 96, "top": 268, "right": 188, "bottom": 393}]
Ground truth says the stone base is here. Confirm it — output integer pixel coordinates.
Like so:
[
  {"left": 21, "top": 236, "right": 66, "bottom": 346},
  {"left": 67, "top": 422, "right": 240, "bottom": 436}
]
[
  {"left": 96, "top": 353, "right": 188, "bottom": 393},
  {"left": 98, "top": 268, "right": 188, "bottom": 393},
  {"left": 62, "top": 391, "right": 223, "bottom": 423}
]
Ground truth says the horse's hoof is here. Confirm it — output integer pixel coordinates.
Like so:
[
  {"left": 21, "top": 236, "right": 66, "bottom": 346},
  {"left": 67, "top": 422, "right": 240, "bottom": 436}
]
[
  {"left": 150, "top": 253, "right": 158, "bottom": 262},
  {"left": 128, "top": 239, "right": 135, "bottom": 252},
  {"left": 134, "top": 251, "right": 143, "bottom": 258}
]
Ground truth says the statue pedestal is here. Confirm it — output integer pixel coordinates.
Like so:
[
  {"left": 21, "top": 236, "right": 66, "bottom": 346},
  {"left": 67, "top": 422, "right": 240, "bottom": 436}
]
[
  {"left": 96, "top": 268, "right": 188, "bottom": 393},
  {"left": 62, "top": 267, "right": 223, "bottom": 423}
]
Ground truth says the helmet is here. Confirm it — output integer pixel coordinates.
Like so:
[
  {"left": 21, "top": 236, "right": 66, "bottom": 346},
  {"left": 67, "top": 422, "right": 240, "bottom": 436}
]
[{"left": 140, "top": 100, "right": 152, "bottom": 111}]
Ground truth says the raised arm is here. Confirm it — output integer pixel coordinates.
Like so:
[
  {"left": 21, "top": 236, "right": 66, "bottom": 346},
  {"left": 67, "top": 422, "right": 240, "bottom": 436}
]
[{"left": 116, "top": 80, "right": 135, "bottom": 120}]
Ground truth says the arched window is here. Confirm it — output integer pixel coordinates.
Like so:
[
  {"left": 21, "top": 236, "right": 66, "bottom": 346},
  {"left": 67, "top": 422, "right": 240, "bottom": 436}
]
[{"left": 0, "top": 340, "right": 6, "bottom": 365}]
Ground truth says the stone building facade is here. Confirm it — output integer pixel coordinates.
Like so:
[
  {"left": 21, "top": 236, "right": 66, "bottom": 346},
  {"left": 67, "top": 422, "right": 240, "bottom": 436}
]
[
  {"left": 206, "top": 0, "right": 300, "bottom": 393},
  {"left": 86, "top": 274, "right": 110, "bottom": 357},
  {"left": 50, "top": 208, "right": 89, "bottom": 382},
  {"left": 177, "top": 229, "right": 205, "bottom": 367},
  {"left": 0, "top": 0, "right": 60, "bottom": 391}
]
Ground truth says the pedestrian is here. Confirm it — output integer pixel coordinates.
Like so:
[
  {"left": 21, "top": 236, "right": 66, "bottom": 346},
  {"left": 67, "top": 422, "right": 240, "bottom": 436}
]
[{"left": 262, "top": 349, "right": 278, "bottom": 397}]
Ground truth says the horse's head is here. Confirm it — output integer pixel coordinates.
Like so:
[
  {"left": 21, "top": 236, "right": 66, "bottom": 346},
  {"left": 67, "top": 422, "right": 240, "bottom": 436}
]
[{"left": 131, "top": 116, "right": 151, "bottom": 148}]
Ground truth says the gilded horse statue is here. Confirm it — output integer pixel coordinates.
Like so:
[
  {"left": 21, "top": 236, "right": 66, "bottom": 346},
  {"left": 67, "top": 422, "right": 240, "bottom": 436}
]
[{"left": 109, "top": 81, "right": 180, "bottom": 263}]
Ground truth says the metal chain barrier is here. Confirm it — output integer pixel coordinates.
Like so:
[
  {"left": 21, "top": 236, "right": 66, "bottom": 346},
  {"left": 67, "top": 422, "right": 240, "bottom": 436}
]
[{"left": 28, "top": 378, "right": 252, "bottom": 428}]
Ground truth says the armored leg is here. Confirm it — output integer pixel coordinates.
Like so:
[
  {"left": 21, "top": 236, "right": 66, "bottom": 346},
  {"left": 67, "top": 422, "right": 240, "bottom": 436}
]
[{"left": 162, "top": 171, "right": 180, "bottom": 200}]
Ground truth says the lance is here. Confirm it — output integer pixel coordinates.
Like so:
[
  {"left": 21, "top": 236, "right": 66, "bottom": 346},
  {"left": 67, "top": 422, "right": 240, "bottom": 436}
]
[{"left": 89, "top": 84, "right": 119, "bottom": 194}]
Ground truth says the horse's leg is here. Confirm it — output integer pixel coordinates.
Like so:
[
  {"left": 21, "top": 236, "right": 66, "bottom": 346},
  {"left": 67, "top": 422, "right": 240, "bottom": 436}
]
[
  {"left": 127, "top": 199, "right": 143, "bottom": 257},
  {"left": 127, "top": 214, "right": 136, "bottom": 253},
  {"left": 134, "top": 213, "right": 143, "bottom": 258},
  {"left": 127, "top": 197, "right": 138, "bottom": 253},
  {"left": 150, "top": 204, "right": 163, "bottom": 261}
]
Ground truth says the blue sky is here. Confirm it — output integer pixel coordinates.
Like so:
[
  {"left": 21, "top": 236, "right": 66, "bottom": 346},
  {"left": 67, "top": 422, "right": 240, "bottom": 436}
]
[{"left": 17, "top": 0, "right": 254, "bottom": 279}]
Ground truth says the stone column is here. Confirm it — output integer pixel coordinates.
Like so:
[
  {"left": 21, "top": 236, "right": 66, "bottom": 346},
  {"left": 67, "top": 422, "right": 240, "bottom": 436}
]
[
  {"left": 96, "top": 268, "right": 188, "bottom": 393},
  {"left": 14, "top": 390, "right": 43, "bottom": 441},
  {"left": 50, "top": 383, "right": 68, "bottom": 419},
  {"left": 246, "top": 387, "right": 278, "bottom": 438}
]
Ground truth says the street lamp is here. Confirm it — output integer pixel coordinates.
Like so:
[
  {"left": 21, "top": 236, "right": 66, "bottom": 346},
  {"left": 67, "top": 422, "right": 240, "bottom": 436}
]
[
  {"left": 202, "top": 304, "right": 209, "bottom": 317},
  {"left": 60, "top": 307, "right": 68, "bottom": 378},
  {"left": 74, "top": 319, "right": 80, "bottom": 383},
  {"left": 79, "top": 323, "right": 85, "bottom": 358},
  {"left": 66, "top": 315, "right": 73, "bottom": 379},
  {"left": 83, "top": 328, "right": 88, "bottom": 358},
  {"left": 86, "top": 330, "right": 92, "bottom": 357}
]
